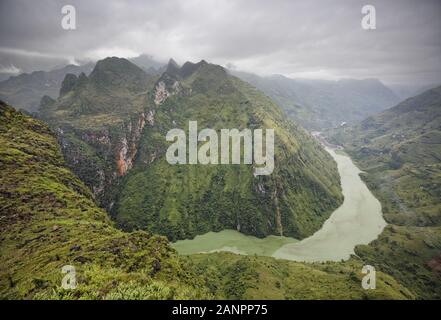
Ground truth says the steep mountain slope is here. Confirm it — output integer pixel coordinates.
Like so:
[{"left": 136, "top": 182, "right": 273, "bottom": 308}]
[
  {"left": 234, "top": 71, "right": 400, "bottom": 130},
  {"left": 0, "top": 101, "right": 211, "bottom": 299},
  {"left": 113, "top": 60, "right": 344, "bottom": 241},
  {"left": 0, "top": 101, "right": 411, "bottom": 300},
  {"left": 38, "top": 57, "right": 344, "bottom": 242},
  {"left": 328, "top": 86, "right": 441, "bottom": 298},
  {"left": 0, "top": 63, "right": 94, "bottom": 113},
  {"left": 190, "top": 252, "right": 412, "bottom": 299},
  {"left": 39, "top": 57, "right": 156, "bottom": 207}
]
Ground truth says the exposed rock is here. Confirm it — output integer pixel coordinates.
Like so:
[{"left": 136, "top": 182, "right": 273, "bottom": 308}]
[
  {"left": 73, "top": 256, "right": 90, "bottom": 264},
  {"left": 256, "top": 183, "right": 266, "bottom": 194},
  {"left": 428, "top": 254, "right": 441, "bottom": 274},
  {"left": 116, "top": 137, "right": 129, "bottom": 177},
  {"left": 146, "top": 110, "right": 155, "bottom": 126},
  {"left": 154, "top": 81, "right": 169, "bottom": 105},
  {"left": 150, "top": 259, "right": 161, "bottom": 276},
  {"left": 115, "top": 111, "right": 148, "bottom": 177}
]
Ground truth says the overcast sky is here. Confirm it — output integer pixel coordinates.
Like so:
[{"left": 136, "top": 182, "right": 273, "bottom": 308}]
[{"left": 0, "top": 0, "right": 440, "bottom": 85}]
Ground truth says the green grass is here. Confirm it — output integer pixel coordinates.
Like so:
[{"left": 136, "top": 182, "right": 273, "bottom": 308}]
[{"left": 188, "top": 252, "right": 413, "bottom": 299}]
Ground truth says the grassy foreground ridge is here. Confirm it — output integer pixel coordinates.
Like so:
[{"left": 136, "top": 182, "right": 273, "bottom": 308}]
[{"left": 0, "top": 101, "right": 411, "bottom": 299}]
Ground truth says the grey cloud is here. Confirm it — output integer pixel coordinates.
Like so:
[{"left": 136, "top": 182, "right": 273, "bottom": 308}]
[{"left": 0, "top": 0, "right": 440, "bottom": 85}]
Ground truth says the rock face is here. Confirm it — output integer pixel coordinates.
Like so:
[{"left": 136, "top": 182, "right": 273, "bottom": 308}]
[
  {"left": 38, "top": 57, "right": 153, "bottom": 208},
  {"left": 115, "top": 112, "right": 147, "bottom": 176},
  {"left": 153, "top": 71, "right": 185, "bottom": 105}
]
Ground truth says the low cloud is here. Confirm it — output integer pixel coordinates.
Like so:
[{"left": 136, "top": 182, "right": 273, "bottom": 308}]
[{"left": 0, "top": 64, "right": 21, "bottom": 74}]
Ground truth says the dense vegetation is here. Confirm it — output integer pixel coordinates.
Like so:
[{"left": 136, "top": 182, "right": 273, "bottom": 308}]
[
  {"left": 113, "top": 60, "right": 343, "bottom": 240},
  {"left": 38, "top": 57, "right": 344, "bottom": 242},
  {"left": 4, "top": 56, "right": 438, "bottom": 300},
  {"left": 0, "top": 101, "right": 411, "bottom": 299},
  {"left": 328, "top": 86, "right": 441, "bottom": 298},
  {"left": 38, "top": 57, "right": 157, "bottom": 207},
  {"left": 189, "top": 253, "right": 412, "bottom": 299},
  {"left": 0, "top": 101, "right": 211, "bottom": 299}
]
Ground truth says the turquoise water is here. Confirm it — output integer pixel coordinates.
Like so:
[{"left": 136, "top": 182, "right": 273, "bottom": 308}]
[{"left": 172, "top": 229, "right": 298, "bottom": 256}]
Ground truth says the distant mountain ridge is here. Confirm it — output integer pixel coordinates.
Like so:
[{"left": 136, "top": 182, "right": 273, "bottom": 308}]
[
  {"left": 0, "top": 54, "right": 166, "bottom": 113},
  {"left": 233, "top": 71, "right": 401, "bottom": 130},
  {"left": 129, "top": 54, "right": 166, "bottom": 74},
  {"left": 0, "top": 63, "right": 94, "bottom": 112}
]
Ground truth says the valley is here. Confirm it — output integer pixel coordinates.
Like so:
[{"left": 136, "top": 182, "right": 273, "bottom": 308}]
[
  {"left": 1, "top": 0, "right": 440, "bottom": 304},
  {"left": 173, "top": 146, "right": 386, "bottom": 263},
  {"left": 0, "top": 101, "right": 411, "bottom": 299},
  {"left": 327, "top": 86, "right": 441, "bottom": 298},
  {"left": 0, "top": 57, "right": 440, "bottom": 300},
  {"left": 36, "top": 57, "right": 343, "bottom": 242}
]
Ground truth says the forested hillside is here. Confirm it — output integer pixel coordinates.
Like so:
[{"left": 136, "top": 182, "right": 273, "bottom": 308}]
[{"left": 328, "top": 86, "right": 441, "bottom": 298}]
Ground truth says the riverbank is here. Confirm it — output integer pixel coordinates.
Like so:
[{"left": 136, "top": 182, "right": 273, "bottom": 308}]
[{"left": 173, "top": 148, "right": 386, "bottom": 262}]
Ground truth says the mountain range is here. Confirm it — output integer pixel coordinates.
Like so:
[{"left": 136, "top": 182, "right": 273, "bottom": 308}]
[
  {"left": 0, "top": 54, "right": 165, "bottom": 114},
  {"left": 38, "top": 57, "right": 343, "bottom": 241},
  {"left": 1, "top": 54, "right": 440, "bottom": 299},
  {"left": 233, "top": 71, "right": 400, "bottom": 131},
  {"left": 234, "top": 71, "right": 401, "bottom": 130},
  {"left": 1, "top": 56, "right": 408, "bottom": 133}
]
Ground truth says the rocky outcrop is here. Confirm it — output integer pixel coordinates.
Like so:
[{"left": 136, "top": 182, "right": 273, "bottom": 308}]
[
  {"left": 154, "top": 78, "right": 182, "bottom": 105},
  {"left": 115, "top": 111, "right": 148, "bottom": 176},
  {"left": 154, "top": 81, "right": 169, "bottom": 105},
  {"left": 54, "top": 110, "right": 150, "bottom": 207}
]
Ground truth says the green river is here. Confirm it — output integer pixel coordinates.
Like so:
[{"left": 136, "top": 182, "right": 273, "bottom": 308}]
[{"left": 172, "top": 148, "right": 386, "bottom": 262}]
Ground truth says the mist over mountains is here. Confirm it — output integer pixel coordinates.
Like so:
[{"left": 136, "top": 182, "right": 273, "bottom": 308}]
[
  {"left": 233, "top": 71, "right": 402, "bottom": 130},
  {"left": 0, "top": 63, "right": 94, "bottom": 113},
  {"left": 2, "top": 53, "right": 426, "bottom": 133}
]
